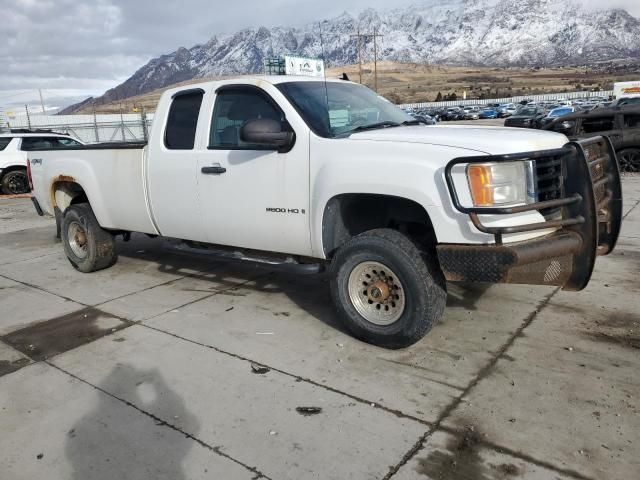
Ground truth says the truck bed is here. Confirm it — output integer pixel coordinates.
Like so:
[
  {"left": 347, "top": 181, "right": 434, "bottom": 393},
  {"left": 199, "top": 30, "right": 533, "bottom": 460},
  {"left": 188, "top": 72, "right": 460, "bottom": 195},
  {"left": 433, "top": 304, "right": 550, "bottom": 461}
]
[{"left": 28, "top": 143, "right": 157, "bottom": 235}]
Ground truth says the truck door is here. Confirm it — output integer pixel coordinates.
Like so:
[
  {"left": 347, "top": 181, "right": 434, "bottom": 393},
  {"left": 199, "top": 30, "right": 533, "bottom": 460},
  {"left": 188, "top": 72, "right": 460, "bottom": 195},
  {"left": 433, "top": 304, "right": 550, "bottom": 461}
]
[
  {"left": 146, "top": 89, "right": 210, "bottom": 242},
  {"left": 195, "top": 84, "right": 312, "bottom": 256}
]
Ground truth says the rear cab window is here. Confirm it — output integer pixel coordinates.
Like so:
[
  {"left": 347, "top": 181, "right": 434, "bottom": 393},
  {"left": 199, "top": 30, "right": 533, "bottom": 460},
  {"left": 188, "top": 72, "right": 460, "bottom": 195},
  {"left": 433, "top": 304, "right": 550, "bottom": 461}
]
[
  {"left": 164, "top": 89, "right": 204, "bottom": 150},
  {"left": 0, "top": 137, "right": 12, "bottom": 151}
]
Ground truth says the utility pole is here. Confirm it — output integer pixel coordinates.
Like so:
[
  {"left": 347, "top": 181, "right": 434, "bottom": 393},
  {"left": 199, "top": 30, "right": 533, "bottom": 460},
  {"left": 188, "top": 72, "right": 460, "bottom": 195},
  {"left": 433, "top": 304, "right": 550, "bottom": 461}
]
[
  {"left": 350, "top": 29, "right": 363, "bottom": 84},
  {"left": 350, "top": 29, "right": 384, "bottom": 91},
  {"left": 25, "top": 105, "right": 32, "bottom": 130},
  {"left": 38, "top": 89, "right": 45, "bottom": 114},
  {"left": 373, "top": 27, "right": 379, "bottom": 92}
]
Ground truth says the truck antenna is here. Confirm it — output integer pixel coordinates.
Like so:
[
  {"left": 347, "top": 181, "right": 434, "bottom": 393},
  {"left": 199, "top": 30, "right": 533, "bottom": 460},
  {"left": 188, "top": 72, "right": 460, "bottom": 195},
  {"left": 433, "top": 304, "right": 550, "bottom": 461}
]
[{"left": 318, "top": 22, "right": 330, "bottom": 124}]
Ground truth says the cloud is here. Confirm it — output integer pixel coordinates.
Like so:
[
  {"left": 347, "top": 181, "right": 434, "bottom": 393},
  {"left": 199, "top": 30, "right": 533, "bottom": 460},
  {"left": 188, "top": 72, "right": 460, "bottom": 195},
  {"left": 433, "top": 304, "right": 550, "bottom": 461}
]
[{"left": 1, "top": 0, "right": 638, "bottom": 112}]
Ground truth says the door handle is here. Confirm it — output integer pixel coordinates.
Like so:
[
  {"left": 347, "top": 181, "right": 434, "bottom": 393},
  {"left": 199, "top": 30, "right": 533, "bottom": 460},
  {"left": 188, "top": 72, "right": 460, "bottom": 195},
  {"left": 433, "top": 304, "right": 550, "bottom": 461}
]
[{"left": 201, "top": 166, "right": 227, "bottom": 175}]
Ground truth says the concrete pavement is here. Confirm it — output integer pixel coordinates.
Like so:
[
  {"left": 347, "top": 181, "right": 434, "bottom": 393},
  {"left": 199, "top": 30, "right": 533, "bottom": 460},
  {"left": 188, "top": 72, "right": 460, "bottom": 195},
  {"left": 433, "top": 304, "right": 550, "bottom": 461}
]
[{"left": 0, "top": 179, "right": 639, "bottom": 479}]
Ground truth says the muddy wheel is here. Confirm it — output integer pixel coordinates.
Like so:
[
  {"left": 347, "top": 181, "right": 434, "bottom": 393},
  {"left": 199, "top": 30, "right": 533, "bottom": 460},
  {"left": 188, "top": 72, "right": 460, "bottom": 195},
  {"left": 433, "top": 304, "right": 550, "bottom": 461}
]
[
  {"left": 1, "top": 169, "right": 29, "bottom": 195},
  {"left": 330, "top": 228, "right": 447, "bottom": 349},
  {"left": 618, "top": 148, "right": 640, "bottom": 173},
  {"left": 61, "top": 203, "right": 117, "bottom": 272}
]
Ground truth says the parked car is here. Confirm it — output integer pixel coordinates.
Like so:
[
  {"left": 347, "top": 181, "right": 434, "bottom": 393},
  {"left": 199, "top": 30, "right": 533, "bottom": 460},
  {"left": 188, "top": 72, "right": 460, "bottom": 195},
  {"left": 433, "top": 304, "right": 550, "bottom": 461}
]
[
  {"left": 442, "top": 107, "right": 463, "bottom": 121},
  {"left": 544, "top": 104, "right": 640, "bottom": 171},
  {"left": 537, "top": 106, "right": 576, "bottom": 129},
  {"left": 411, "top": 114, "right": 437, "bottom": 125},
  {"left": 497, "top": 103, "right": 517, "bottom": 118},
  {"left": 503, "top": 106, "right": 547, "bottom": 128},
  {"left": 479, "top": 108, "right": 498, "bottom": 119},
  {"left": 462, "top": 106, "right": 480, "bottom": 120},
  {"left": 0, "top": 131, "right": 83, "bottom": 194},
  {"left": 27, "top": 76, "right": 622, "bottom": 348}
]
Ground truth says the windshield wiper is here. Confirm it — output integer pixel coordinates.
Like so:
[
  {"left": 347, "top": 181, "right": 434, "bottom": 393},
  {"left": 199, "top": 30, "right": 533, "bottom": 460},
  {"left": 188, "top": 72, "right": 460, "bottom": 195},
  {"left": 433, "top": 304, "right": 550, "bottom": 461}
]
[
  {"left": 401, "top": 119, "right": 425, "bottom": 126},
  {"left": 349, "top": 121, "right": 402, "bottom": 133}
]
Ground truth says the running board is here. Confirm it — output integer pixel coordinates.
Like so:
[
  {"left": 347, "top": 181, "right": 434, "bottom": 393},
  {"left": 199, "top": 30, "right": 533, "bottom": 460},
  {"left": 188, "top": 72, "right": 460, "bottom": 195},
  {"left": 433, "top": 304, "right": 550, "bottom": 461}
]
[{"left": 170, "top": 242, "right": 325, "bottom": 275}]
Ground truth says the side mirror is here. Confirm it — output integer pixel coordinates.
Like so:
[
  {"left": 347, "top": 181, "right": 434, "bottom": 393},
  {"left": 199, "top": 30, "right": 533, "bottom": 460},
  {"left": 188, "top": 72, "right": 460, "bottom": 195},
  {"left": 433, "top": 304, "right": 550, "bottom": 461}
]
[{"left": 240, "top": 119, "right": 294, "bottom": 152}]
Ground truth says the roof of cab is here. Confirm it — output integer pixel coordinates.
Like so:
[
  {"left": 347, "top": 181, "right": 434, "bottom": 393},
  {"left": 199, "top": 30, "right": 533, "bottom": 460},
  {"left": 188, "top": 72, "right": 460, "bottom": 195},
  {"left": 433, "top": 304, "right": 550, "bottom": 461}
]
[{"left": 163, "top": 75, "right": 353, "bottom": 97}]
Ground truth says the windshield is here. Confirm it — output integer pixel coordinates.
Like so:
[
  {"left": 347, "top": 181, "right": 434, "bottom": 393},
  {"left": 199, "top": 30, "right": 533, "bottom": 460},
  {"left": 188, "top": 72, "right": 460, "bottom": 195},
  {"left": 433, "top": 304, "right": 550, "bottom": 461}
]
[
  {"left": 549, "top": 108, "right": 573, "bottom": 118},
  {"left": 276, "top": 81, "right": 414, "bottom": 138},
  {"left": 517, "top": 107, "right": 539, "bottom": 116},
  {"left": 616, "top": 97, "right": 640, "bottom": 106}
]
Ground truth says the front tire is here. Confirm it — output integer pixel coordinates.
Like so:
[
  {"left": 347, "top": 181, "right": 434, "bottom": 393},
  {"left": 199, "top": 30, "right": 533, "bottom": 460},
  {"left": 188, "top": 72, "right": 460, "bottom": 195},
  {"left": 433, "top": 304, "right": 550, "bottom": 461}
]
[
  {"left": 61, "top": 203, "right": 117, "bottom": 272},
  {"left": 330, "top": 228, "right": 447, "bottom": 349},
  {"left": 1, "top": 169, "right": 29, "bottom": 195}
]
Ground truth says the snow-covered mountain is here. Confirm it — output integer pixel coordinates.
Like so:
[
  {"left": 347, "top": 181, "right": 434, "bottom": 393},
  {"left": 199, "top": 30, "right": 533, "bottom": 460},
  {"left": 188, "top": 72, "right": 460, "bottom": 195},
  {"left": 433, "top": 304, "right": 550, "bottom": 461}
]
[{"left": 86, "top": 0, "right": 640, "bottom": 106}]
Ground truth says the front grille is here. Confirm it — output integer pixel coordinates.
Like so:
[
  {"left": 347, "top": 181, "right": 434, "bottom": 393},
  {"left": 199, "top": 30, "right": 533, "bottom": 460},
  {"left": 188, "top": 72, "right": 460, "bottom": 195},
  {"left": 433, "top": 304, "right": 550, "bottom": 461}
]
[{"left": 535, "top": 154, "right": 564, "bottom": 219}]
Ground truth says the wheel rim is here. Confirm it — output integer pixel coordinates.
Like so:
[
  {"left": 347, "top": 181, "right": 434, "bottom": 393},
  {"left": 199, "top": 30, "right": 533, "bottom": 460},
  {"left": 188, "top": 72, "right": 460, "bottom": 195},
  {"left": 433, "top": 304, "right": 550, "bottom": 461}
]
[
  {"left": 68, "top": 221, "right": 89, "bottom": 259},
  {"left": 347, "top": 261, "right": 406, "bottom": 326},
  {"left": 619, "top": 152, "right": 640, "bottom": 173},
  {"left": 6, "top": 173, "right": 29, "bottom": 194}
]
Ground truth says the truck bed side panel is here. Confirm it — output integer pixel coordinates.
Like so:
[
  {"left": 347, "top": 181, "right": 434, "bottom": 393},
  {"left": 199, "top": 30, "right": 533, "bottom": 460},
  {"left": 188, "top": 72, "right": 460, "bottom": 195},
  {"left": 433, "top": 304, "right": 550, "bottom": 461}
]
[{"left": 30, "top": 147, "right": 158, "bottom": 235}]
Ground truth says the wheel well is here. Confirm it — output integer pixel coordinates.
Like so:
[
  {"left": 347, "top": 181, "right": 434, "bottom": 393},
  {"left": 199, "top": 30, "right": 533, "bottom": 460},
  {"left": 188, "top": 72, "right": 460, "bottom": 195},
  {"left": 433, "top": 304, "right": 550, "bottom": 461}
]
[
  {"left": 0, "top": 165, "right": 27, "bottom": 179},
  {"left": 322, "top": 194, "right": 437, "bottom": 258},
  {"left": 52, "top": 181, "right": 88, "bottom": 212}
]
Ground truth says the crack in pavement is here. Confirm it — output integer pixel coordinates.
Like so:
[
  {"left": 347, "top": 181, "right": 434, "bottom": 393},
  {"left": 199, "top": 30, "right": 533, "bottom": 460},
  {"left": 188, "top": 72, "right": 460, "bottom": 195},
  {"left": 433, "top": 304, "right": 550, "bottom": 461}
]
[
  {"left": 45, "top": 361, "right": 273, "bottom": 480},
  {"left": 140, "top": 321, "right": 435, "bottom": 427},
  {"left": 623, "top": 198, "right": 640, "bottom": 221},
  {"left": 381, "top": 287, "right": 597, "bottom": 480},
  {"left": 0, "top": 265, "right": 596, "bottom": 480}
]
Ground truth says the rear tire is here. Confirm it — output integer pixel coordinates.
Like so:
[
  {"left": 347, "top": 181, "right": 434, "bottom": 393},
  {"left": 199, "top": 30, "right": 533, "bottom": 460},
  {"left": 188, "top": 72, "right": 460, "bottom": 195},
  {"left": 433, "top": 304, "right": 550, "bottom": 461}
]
[
  {"left": 330, "top": 228, "right": 447, "bottom": 349},
  {"left": 1, "top": 169, "right": 29, "bottom": 195},
  {"left": 61, "top": 203, "right": 117, "bottom": 272}
]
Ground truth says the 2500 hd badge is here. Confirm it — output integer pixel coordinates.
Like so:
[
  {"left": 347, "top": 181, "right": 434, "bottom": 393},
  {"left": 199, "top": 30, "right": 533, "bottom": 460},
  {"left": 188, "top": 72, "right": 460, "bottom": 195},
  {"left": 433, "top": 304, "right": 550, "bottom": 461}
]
[{"left": 266, "top": 207, "right": 306, "bottom": 214}]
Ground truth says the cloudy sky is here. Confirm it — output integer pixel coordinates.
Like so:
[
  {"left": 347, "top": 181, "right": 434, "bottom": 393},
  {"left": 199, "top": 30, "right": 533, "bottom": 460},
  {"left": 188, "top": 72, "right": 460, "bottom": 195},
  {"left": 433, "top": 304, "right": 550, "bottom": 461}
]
[{"left": 1, "top": 0, "right": 638, "bottom": 113}]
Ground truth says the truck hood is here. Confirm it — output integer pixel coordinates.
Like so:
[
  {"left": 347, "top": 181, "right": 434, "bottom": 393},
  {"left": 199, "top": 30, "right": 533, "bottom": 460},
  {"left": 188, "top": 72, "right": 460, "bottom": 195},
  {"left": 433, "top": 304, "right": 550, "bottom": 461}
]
[{"left": 348, "top": 125, "right": 568, "bottom": 155}]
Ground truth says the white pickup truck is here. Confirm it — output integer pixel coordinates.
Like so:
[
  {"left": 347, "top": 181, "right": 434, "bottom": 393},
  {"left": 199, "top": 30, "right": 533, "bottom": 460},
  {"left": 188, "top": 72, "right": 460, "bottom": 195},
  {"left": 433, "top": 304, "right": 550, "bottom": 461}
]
[{"left": 28, "top": 76, "right": 623, "bottom": 348}]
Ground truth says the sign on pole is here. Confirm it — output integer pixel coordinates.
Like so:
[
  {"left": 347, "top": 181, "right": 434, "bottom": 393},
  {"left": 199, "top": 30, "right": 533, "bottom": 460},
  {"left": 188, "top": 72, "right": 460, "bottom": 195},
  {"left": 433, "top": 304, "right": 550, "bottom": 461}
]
[{"left": 284, "top": 55, "right": 325, "bottom": 78}]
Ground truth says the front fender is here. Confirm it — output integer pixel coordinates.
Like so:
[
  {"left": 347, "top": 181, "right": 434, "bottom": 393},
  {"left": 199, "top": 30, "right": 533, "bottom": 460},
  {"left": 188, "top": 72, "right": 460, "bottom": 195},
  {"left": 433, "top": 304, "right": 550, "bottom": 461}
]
[{"left": 309, "top": 138, "right": 493, "bottom": 258}]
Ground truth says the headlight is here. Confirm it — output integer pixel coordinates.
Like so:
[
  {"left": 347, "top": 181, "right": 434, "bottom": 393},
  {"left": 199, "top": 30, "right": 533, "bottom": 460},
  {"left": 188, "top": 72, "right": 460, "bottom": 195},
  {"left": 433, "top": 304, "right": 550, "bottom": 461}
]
[
  {"left": 560, "top": 120, "right": 575, "bottom": 130},
  {"left": 466, "top": 161, "right": 537, "bottom": 207}
]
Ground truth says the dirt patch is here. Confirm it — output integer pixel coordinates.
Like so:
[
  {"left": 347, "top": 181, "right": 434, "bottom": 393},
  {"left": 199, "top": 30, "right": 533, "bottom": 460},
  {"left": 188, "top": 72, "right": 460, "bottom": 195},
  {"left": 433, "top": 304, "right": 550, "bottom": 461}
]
[
  {"left": 2, "top": 308, "right": 131, "bottom": 361},
  {"left": 584, "top": 310, "right": 640, "bottom": 350},
  {"left": 414, "top": 427, "right": 491, "bottom": 480},
  {"left": 594, "top": 311, "right": 639, "bottom": 330},
  {"left": 495, "top": 463, "right": 521, "bottom": 476},
  {"left": 0, "top": 357, "right": 30, "bottom": 377},
  {"left": 585, "top": 331, "right": 640, "bottom": 350}
]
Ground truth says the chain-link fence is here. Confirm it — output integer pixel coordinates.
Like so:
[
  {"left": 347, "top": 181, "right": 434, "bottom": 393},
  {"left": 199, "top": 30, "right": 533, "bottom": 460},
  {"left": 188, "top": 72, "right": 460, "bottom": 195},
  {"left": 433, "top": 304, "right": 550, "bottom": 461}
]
[{"left": 3, "top": 110, "right": 154, "bottom": 144}]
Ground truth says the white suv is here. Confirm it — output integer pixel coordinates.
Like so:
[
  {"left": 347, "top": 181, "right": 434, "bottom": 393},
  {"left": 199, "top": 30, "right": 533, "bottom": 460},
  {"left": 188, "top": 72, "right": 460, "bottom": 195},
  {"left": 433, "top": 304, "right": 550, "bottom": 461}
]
[{"left": 0, "top": 132, "right": 83, "bottom": 194}]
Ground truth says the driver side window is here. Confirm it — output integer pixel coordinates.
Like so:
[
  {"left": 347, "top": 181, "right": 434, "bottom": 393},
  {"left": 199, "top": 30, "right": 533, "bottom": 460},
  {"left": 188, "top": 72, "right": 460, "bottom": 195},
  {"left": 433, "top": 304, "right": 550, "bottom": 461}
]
[{"left": 209, "top": 89, "right": 283, "bottom": 149}]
